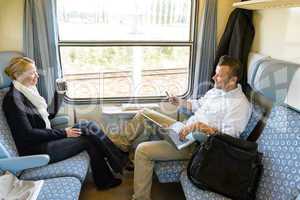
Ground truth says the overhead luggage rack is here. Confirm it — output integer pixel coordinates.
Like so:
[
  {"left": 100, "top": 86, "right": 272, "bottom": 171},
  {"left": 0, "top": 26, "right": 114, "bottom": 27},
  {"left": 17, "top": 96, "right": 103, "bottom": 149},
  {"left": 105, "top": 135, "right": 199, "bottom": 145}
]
[{"left": 233, "top": 0, "right": 300, "bottom": 10}]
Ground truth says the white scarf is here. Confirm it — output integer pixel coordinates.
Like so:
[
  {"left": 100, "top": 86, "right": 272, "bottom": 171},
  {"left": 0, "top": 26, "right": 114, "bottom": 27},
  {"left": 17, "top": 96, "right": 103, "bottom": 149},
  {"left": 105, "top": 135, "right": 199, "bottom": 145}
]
[{"left": 13, "top": 80, "right": 51, "bottom": 129}]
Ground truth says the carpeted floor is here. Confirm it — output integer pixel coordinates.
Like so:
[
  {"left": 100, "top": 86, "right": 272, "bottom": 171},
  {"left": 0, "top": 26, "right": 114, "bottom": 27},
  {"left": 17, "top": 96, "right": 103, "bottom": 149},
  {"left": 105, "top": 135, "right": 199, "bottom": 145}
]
[{"left": 79, "top": 170, "right": 185, "bottom": 200}]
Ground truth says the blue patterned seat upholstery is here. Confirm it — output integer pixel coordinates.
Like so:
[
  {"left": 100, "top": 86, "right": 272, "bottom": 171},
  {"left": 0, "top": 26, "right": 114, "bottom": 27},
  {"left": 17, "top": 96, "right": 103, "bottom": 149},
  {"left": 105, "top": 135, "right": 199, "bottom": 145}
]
[
  {"left": 154, "top": 160, "right": 188, "bottom": 183},
  {"left": 0, "top": 172, "right": 81, "bottom": 200},
  {"left": 20, "top": 151, "right": 90, "bottom": 182},
  {"left": 255, "top": 105, "right": 300, "bottom": 200},
  {"left": 37, "top": 177, "right": 81, "bottom": 200},
  {"left": 180, "top": 171, "right": 230, "bottom": 200},
  {"left": 179, "top": 105, "right": 300, "bottom": 200},
  {"left": 0, "top": 89, "right": 19, "bottom": 157}
]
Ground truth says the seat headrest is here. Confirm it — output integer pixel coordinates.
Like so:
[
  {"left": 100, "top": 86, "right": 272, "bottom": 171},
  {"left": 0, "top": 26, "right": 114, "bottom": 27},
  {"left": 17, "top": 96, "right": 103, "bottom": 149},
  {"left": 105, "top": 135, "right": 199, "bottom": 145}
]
[
  {"left": 0, "top": 51, "right": 24, "bottom": 89},
  {"left": 247, "top": 52, "right": 270, "bottom": 86},
  {"left": 284, "top": 67, "right": 300, "bottom": 112},
  {"left": 249, "top": 58, "right": 299, "bottom": 104}
]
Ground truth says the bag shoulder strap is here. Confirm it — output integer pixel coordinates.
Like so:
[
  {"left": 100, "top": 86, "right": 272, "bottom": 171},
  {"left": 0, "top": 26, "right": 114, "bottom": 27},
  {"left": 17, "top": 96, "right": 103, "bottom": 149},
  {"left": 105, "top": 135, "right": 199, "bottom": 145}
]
[{"left": 247, "top": 107, "right": 271, "bottom": 142}]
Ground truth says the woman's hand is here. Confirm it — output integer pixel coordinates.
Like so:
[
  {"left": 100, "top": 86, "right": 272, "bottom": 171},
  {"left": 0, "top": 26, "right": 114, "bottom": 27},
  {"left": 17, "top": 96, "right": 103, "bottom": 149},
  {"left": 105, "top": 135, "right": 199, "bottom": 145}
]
[{"left": 65, "top": 127, "right": 81, "bottom": 138}]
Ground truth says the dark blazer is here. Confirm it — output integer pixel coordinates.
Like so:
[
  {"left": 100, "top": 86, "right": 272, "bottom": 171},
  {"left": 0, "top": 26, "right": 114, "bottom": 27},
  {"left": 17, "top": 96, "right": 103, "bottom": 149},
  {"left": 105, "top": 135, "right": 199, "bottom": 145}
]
[
  {"left": 213, "top": 8, "right": 255, "bottom": 89},
  {"left": 2, "top": 85, "right": 66, "bottom": 155}
]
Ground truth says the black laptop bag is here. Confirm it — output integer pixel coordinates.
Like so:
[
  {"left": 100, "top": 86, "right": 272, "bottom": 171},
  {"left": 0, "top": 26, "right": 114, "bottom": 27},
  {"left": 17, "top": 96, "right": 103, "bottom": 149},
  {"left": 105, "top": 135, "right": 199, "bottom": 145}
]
[{"left": 187, "top": 134, "right": 263, "bottom": 200}]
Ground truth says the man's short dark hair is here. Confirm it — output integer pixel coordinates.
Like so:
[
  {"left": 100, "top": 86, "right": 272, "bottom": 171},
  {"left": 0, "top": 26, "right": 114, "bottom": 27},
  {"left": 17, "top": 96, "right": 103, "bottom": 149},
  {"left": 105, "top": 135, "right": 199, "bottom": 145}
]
[{"left": 217, "top": 55, "right": 241, "bottom": 81}]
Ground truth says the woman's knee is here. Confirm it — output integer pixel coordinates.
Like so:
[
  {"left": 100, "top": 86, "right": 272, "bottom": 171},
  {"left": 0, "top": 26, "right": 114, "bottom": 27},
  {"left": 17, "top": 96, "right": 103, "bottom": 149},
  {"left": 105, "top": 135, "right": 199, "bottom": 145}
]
[
  {"left": 46, "top": 137, "right": 89, "bottom": 163},
  {"left": 77, "top": 120, "right": 102, "bottom": 135},
  {"left": 73, "top": 119, "right": 89, "bottom": 128},
  {"left": 88, "top": 121, "right": 102, "bottom": 134}
]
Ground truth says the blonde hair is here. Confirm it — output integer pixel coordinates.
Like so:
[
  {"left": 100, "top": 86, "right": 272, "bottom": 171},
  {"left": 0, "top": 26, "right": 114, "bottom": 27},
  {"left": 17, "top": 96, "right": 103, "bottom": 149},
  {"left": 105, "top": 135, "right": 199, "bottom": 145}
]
[{"left": 4, "top": 57, "right": 35, "bottom": 80}]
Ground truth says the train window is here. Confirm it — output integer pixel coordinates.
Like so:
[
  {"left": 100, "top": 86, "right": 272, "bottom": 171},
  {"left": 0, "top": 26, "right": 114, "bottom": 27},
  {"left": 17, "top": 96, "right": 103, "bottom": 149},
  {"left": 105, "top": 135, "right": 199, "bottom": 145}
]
[{"left": 57, "top": 0, "right": 196, "bottom": 100}]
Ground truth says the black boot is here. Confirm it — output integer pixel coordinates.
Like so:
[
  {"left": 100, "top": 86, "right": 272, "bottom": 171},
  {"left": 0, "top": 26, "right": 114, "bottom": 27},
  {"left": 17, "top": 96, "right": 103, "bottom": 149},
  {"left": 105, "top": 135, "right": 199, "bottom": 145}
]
[{"left": 97, "top": 178, "right": 122, "bottom": 190}]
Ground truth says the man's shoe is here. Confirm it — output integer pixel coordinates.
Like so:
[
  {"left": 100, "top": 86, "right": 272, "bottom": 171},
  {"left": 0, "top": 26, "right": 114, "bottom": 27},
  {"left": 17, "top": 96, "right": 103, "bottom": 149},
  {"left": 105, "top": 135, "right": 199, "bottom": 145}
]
[{"left": 125, "top": 160, "right": 134, "bottom": 171}]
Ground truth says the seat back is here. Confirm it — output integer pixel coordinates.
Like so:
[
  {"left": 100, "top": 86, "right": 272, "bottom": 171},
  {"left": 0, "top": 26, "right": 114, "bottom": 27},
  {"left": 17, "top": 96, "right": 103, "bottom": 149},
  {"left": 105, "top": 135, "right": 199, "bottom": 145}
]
[
  {"left": 0, "top": 51, "right": 24, "bottom": 157},
  {"left": 0, "top": 88, "right": 19, "bottom": 157},
  {"left": 231, "top": 53, "right": 271, "bottom": 140},
  {"left": 249, "top": 58, "right": 299, "bottom": 104},
  {"left": 249, "top": 56, "right": 300, "bottom": 199}
]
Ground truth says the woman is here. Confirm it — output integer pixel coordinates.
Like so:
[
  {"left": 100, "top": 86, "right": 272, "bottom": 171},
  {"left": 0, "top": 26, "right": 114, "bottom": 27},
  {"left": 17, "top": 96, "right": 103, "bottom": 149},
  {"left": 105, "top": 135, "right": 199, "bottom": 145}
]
[{"left": 2, "top": 57, "right": 122, "bottom": 189}]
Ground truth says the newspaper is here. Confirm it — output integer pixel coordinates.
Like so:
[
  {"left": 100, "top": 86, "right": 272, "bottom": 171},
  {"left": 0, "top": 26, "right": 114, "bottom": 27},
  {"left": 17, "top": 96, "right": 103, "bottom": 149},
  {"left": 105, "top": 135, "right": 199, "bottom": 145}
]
[
  {"left": 0, "top": 171, "right": 44, "bottom": 200},
  {"left": 142, "top": 108, "right": 195, "bottom": 150}
]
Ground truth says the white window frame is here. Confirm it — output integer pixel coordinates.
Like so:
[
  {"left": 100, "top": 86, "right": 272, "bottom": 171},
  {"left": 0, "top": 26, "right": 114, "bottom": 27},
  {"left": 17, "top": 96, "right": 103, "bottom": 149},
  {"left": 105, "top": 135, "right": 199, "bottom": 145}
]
[{"left": 57, "top": 0, "right": 200, "bottom": 103}]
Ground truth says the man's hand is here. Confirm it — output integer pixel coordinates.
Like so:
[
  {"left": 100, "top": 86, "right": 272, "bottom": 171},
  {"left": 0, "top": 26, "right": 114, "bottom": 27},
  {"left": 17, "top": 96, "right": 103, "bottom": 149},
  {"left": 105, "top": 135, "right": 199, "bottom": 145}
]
[
  {"left": 179, "top": 126, "right": 193, "bottom": 141},
  {"left": 168, "top": 95, "right": 181, "bottom": 106},
  {"left": 179, "top": 122, "right": 218, "bottom": 140},
  {"left": 168, "top": 96, "right": 193, "bottom": 111},
  {"left": 65, "top": 128, "right": 81, "bottom": 138}
]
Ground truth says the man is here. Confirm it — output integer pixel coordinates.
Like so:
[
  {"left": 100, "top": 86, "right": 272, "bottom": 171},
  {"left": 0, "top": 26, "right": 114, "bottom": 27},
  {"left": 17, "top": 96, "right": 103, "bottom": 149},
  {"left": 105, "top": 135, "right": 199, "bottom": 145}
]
[{"left": 130, "top": 55, "right": 252, "bottom": 200}]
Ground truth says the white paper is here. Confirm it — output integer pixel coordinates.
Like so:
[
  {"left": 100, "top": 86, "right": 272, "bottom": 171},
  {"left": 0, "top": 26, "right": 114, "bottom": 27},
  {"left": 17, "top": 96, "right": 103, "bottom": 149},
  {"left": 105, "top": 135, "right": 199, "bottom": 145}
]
[
  {"left": 165, "top": 122, "right": 195, "bottom": 150},
  {"left": 0, "top": 171, "right": 43, "bottom": 200},
  {"left": 168, "top": 121, "right": 185, "bottom": 133}
]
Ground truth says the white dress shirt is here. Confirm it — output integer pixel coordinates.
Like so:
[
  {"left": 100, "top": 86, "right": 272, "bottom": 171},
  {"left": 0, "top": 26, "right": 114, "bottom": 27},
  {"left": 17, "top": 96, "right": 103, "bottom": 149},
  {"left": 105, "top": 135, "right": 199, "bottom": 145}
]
[{"left": 186, "top": 84, "right": 251, "bottom": 138}]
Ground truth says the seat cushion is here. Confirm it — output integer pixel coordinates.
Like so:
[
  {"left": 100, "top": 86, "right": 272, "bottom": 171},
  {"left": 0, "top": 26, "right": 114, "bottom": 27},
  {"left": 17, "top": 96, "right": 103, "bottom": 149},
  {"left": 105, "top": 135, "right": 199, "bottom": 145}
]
[
  {"left": 37, "top": 177, "right": 81, "bottom": 200},
  {"left": 154, "top": 160, "right": 188, "bottom": 183},
  {"left": 20, "top": 151, "right": 90, "bottom": 182},
  {"left": 255, "top": 106, "right": 300, "bottom": 200},
  {"left": 180, "top": 171, "right": 230, "bottom": 200}
]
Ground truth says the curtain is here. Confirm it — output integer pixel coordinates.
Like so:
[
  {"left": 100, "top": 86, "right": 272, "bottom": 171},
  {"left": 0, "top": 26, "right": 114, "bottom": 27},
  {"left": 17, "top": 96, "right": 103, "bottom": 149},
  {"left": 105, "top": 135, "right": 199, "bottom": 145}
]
[
  {"left": 23, "top": 0, "right": 61, "bottom": 116},
  {"left": 192, "top": 0, "right": 217, "bottom": 98}
]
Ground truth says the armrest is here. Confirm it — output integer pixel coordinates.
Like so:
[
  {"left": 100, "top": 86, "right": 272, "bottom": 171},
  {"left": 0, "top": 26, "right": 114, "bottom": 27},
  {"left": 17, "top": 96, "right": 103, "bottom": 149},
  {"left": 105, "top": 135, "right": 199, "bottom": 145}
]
[
  {"left": 50, "top": 115, "right": 70, "bottom": 129},
  {"left": 0, "top": 154, "right": 50, "bottom": 175},
  {"left": 0, "top": 143, "right": 10, "bottom": 158}
]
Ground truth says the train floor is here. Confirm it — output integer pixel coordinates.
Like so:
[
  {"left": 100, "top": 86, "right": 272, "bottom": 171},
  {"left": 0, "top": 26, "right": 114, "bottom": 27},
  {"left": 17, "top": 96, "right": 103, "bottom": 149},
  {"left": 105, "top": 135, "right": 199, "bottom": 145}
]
[{"left": 79, "top": 170, "right": 185, "bottom": 200}]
